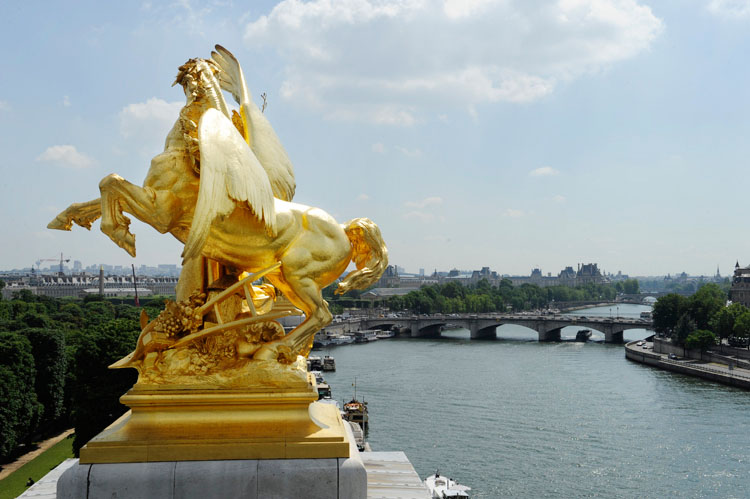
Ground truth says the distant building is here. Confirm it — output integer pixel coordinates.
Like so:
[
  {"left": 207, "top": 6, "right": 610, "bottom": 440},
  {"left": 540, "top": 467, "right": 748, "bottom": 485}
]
[
  {"left": 576, "top": 263, "right": 604, "bottom": 285},
  {"left": 558, "top": 266, "right": 577, "bottom": 286},
  {"left": 0, "top": 273, "right": 177, "bottom": 300},
  {"left": 730, "top": 261, "right": 750, "bottom": 308},
  {"left": 376, "top": 265, "right": 400, "bottom": 288}
]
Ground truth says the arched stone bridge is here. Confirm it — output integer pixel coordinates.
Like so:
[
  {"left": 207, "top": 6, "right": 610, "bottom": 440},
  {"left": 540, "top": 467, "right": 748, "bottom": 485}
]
[{"left": 358, "top": 314, "right": 652, "bottom": 343}]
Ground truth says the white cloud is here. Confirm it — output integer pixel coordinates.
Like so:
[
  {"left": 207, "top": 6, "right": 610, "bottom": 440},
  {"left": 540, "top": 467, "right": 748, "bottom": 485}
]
[
  {"left": 119, "top": 97, "right": 182, "bottom": 139},
  {"left": 63, "top": 95, "right": 71, "bottom": 107},
  {"left": 357, "top": 193, "right": 370, "bottom": 201},
  {"left": 371, "top": 142, "right": 386, "bottom": 154},
  {"left": 0, "top": 100, "right": 8, "bottom": 111},
  {"left": 396, "top": 146, "right": 423, "bottom": 158},
  {"left": 403, "top": 210, "right": 435, "bottom": 222},
  {"left": 405, "top": 197, "right": 443, "bottom": 209},
  {"left": 530, "top": 166, "right": 560, "bottom": 177},
  {"left": 244, "top": 0, "right": 662, "bottom": 124},
  {"left": 503, "top": 208, "right": 524, "bottom": 218},
  {"left": 37, "top": 145, "right": 95, "bottom": 169},
  {"left": 119, "top": 98, "right": 183, "bottom": 157},
  {"left": 552, "top": 194, "right": 567, "bottom": 203},
  {"left": 708, "top": 0, "right": 750, "bottom": 17}
]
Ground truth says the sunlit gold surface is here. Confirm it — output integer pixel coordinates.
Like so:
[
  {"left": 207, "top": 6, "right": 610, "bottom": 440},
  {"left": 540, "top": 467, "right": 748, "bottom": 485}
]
[
  {"left": 79, "top": 382, "right": 350, "bottom": 463},
  {"left": 48, "top": 45, "right": 387, "bottom": 462}
]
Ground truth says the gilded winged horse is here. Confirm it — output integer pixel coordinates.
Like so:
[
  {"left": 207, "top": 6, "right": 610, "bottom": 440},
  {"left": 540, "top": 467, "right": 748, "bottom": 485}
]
[{"left": 48, "top": 46, "right": 387, "bottom": 361}]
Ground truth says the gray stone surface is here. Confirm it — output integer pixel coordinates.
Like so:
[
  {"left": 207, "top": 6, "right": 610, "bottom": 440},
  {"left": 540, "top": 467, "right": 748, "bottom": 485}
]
[
  {"left": 258, "top": 458, "right": 337, "bottom": 498},
  {"left": 54, "top": 459, "right": 89, "bottom": 499},
  {"left": 340, "top": 422, "right": 368, "bottom": 499},
  {"left": 55, "top": 420, "right": 369, "bottom": 498},
  {"left": 56, "top": 451, "right": 367, "bottom": 498},
  {"left": 89, "top": 461, "right": 175, "bottom": 499},
  {"left": 174, "top": 459, "right": 258, "bottom": 499}
]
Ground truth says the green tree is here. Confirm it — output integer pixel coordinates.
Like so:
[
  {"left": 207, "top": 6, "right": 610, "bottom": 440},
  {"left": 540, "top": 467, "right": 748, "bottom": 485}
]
[
  {"left": 673, "top": 313, "right": 696, "bottom": 346},
  {"left": 708, "top": 303, "right": 747, "bottom": 342},
  {"left": 733, "top": 310, "right": 750, "bottom": 347},
  {"left": 685, "top": 329, "right": 717, "bottom": 350},
  {"left": 622, "top": 279, "right": 639, "bottom": 294},
  {"left": 652, "top": 294, "right": 688, "bottom": 337},
  {"left": 20, "top": 328, "right": 67, "bottom": 426},
  {"left": 0, "top": 331, "right": 43, "bottom": 458},
  {"left": 688, "top": 283, "right": 725, "bottom": 330},
  {"left": 70, "top": 318, "right": 139, "bottom": 455}
]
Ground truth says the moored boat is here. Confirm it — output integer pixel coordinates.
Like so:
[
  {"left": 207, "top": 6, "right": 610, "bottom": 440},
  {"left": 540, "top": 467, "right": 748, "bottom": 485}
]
[
  {"left": 322, "top": 355, "right": 336, "bottom": 372},
  {"left": 308, "top": 356, "right": 323, "bottom": 370},
  {"left": 375, "top": 329, "right": 395, "bottom": 339},
  {"left": 575, "top": 329, "right": 592, "bottom": 342},
  {"left": 342, "top": 377, "right": 369, "bottom": 430},
  {"left": 353, "top": 330, "right": 379, "bottom": 343},
  {"left": 330, "top": 333, "right": 355, "bottom": 345},
  {"left": 343, "top": 399, "right": 369, "bottom": 430},
  {"left": 424, "top": 471, "right": 471, "bottom": 498},
  {"left": 317, "top": 382, "right": 331, "bottom": 399}
]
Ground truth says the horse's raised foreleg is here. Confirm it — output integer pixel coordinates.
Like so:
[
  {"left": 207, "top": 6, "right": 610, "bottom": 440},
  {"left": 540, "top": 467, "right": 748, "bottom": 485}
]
[
  {"left": 99, "top": 174, "right": 179, "bottom": 257},
  {"left": 47, "top": 198, "right": 102, "bottom": 231}
]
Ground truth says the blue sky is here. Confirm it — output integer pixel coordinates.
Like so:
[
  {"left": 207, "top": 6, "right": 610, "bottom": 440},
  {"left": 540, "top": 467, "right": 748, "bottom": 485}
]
[{"left": 1, "top": 0, "right": 750, "bottom": 276}]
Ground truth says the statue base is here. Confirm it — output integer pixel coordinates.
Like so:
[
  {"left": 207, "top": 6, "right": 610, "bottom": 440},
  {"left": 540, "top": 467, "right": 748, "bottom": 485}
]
[
  {"left": 79, "top": 382, "right": 350, "bottom": 463},
  {"left": 59, "top": 424, "right": 366, "bottom": 499}
]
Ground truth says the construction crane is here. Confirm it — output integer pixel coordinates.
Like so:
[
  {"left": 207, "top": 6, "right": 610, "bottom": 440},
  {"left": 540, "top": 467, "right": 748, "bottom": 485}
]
[{"left": 36, "top": 253, "right": 71, "bottom": 276}]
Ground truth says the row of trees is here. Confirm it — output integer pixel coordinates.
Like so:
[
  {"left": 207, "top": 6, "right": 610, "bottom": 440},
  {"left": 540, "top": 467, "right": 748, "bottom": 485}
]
[
  {"left": 651, "top": 283, "right": 750, "bottom": 350},
  {"left": 0, "top": 289, "right": 163, "bottom": 459},
  {"left": 383, "top": 279, "right": 638, "bottom": 315}
]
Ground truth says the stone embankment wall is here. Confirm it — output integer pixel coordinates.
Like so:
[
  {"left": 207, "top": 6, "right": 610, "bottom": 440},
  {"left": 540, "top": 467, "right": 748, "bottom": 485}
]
[
  {"left": 653, "top": 338, "right": 750, "bottom": 369},
  {"left": 625, "top": 340, "right": 750, "bottom": 390}
]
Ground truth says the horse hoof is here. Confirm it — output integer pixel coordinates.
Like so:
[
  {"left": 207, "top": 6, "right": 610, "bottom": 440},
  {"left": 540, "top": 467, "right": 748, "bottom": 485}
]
[{"left": 47, "top": 214, "right": 72, "bottom": 231}]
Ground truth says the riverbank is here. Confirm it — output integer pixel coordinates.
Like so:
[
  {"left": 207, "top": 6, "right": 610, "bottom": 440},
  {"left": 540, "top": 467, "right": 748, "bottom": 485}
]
[{"left": 625, "top": 339, "right": 750, "bottom": 389}]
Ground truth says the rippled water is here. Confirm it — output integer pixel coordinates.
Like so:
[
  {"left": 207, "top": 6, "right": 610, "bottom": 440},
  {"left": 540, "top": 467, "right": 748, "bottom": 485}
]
[{"left": 321, "top": 305, "right": 750, "bottom": 498}]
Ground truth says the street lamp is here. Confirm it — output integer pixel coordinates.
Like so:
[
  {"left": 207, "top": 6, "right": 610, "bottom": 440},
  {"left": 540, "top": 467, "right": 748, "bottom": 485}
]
[{"left": 616, "top": 306, "right": 619, "bottom": 319}]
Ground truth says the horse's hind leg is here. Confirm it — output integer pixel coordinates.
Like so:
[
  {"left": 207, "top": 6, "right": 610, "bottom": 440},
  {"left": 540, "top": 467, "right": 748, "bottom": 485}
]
[
  {"left": 255, "top": 273, "right": 332, "bottom": 361},
  {"left": 48, "top": 198, "right": 102, "bottom": 231}
]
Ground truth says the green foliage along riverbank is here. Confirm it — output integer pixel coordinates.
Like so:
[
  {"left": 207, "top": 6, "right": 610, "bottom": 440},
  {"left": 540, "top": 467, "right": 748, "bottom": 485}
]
[
  {"left": 652, "top": 283, "right": 750, "bottom": 350},
  {"left": 0, "top": 289, "right": 166, "bottom": 460},
  {"left": 379, "top": 278, "right": 639, "bottom": 314}
]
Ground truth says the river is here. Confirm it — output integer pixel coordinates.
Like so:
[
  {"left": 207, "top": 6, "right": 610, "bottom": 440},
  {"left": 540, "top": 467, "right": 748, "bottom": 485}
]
[{"left": 319, "top": 304, "right": 750, "bottom": 498}]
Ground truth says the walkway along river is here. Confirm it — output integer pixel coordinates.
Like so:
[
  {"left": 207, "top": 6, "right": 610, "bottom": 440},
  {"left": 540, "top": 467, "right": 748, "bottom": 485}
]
[{"left": 321, "top": 304, "right": 750, "bottom": 498}]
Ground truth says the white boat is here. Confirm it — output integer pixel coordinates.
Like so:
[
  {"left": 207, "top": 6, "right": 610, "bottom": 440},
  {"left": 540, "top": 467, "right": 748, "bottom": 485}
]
[
  {"left": 330, "top": 333, "right": 355, "bottom": 345},
  {"left": 375, "top": 330, "right": 395, "bottom": 339},
  {"left": 424, "top": 472, "right": 470, "bottom": 498},
  {"left": 353, "top": 330, "right": 379, "bottom": 343}
]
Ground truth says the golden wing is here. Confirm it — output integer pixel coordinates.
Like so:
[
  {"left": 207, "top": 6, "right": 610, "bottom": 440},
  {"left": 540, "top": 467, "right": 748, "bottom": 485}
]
[
  {"left": 211, "top": 44, "right": 296, "bottom": 202},
  {"left": 182, "top": 108, "right": 276, "bottom": 261}
]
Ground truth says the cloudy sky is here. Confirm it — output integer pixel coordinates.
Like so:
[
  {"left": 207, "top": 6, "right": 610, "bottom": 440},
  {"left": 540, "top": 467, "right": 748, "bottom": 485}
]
[{"left": 2, "top": 0, "right": 750, "bottom": 277}]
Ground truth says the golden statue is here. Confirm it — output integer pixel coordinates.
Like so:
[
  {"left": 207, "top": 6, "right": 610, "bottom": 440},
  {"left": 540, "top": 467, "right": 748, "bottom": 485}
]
[{"left": 48, "top": 46, "right": 388, "bottom": 462}]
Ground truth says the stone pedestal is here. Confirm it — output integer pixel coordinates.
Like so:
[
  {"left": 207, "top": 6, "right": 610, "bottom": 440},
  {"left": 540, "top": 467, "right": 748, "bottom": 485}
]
[{"left": 57, "top": 421, "right": 367, "bottom": 499}]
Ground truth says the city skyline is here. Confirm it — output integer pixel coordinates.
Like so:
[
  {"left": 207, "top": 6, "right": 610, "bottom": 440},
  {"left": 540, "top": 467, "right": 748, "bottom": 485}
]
[
  {"left": 5, "top": 258, "right": 729, "bottom": 281},
  {"left": 3, "top": 1, "right": 750, "bottom": 276}
]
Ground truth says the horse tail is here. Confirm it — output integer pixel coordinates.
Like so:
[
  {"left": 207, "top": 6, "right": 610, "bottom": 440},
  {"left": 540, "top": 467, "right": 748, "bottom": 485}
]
[{"left": 336, "top": 218, "right": 388, "bottom": 295}]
